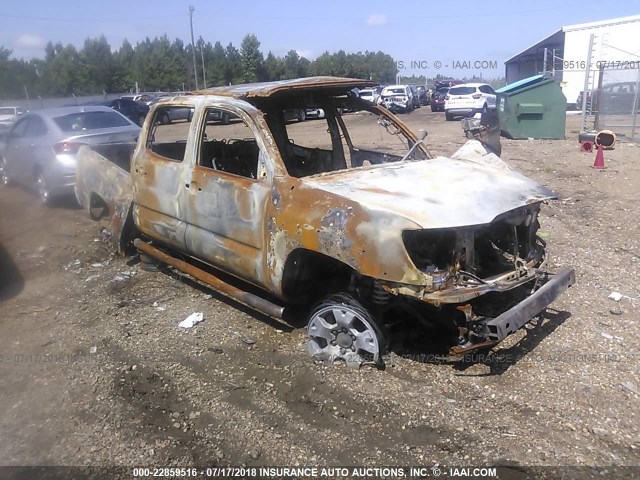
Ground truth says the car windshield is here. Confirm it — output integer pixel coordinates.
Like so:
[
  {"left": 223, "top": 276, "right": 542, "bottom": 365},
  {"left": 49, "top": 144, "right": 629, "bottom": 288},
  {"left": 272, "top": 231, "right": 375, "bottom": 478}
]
[
  {"left": 54, "top": 111, "right": 131, "bottom": 131},
  {"left": 449, "top": 87, "right": 477, "bottom": 95},
  {"left": 360, "top": 90, "right": 374, "bottom": 97},
  {"left": 263, "top": 101, "right": 428, "bottom": 178},
  {"left": 0, "top": 108, "right": 16, "bottom": 115},
  {"left": 384, "top": 88, "right": 405, "bottom": 95}
]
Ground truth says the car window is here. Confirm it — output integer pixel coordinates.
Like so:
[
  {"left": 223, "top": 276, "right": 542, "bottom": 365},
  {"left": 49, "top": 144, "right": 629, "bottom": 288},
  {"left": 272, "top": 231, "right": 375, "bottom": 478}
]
[
  {"left": 0, "top": 107, "right": 16, "bottom": 116},
  {"left": 53, "top": 111, "right": 131, "bottom": 132},
  {"left": 198, "top": 108, "right": 261, "bottom": 180},
  {"left": 24, "top": 116, "right": 47, "bottom": 137},
  {"left": 9, "top": 116, "right": 30, "bottom": 137},
  {"left": 449, "top": 87, "right": 477, "bottom": 95},
  {"left": 147, "top": 106, "right": 192, "bottom": 162}
]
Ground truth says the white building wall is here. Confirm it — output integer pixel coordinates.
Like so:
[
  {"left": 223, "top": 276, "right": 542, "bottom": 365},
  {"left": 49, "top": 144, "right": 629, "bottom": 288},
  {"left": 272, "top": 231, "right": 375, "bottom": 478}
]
[{"left": 561, "top": 17, "right": 640, "bottom": 104}]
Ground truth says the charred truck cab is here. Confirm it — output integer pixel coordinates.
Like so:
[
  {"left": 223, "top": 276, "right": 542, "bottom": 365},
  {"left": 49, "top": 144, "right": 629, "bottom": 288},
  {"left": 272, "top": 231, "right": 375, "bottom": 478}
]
[{"left": 75, "top": 77, "right": 575, "bottom": 367}]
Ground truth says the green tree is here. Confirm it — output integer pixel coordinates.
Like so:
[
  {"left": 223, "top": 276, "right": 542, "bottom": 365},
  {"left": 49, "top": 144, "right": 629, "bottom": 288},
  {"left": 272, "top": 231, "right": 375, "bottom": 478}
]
[
  {"left": 112, "top": 39, "right": 135, "bottom": 92},
  {"left": 44, "top": 43, "right": 82, "bottom": 95},
  {"left": 240, "top": 34, "right": 263, "bottom": 83},
  {"left": 79, "top": 36, "right": 114, "bottom": 93},
  {"left": 263, "top": 51, "right": 285, "bottom": 81},
  {"left": 224, "top": 43, "right": 242, "bottom": 85},
  {"left": 206, "top": 41, "right": 228, "bottom": 86}
]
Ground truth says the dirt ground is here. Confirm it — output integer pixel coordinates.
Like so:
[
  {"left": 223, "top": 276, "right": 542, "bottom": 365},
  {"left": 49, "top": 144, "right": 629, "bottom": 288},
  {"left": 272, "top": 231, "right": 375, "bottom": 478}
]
[{"left": 0, "top": 110, "right": 639, "bottom": 478}]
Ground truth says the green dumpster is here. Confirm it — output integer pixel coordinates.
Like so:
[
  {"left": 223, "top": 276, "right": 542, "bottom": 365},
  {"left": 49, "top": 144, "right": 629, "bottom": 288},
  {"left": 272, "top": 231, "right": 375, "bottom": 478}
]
[{"left": 496, "top": 74, "right": 566, "bottom": 139}]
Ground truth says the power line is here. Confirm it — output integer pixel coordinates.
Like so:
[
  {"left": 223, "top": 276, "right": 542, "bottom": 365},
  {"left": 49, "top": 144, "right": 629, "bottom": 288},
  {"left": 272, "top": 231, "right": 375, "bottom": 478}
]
[{"left": 0, "top": 12, "right": 185, "bottom": 22}]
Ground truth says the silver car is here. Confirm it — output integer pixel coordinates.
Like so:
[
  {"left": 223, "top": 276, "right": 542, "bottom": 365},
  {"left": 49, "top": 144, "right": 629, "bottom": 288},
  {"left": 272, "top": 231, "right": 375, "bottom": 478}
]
[
  {"left": 0, "top": 106, "right": 27, "bottom": 130},
  {"left": 0, "top": 106, "right": 140, "bottom": 204}
]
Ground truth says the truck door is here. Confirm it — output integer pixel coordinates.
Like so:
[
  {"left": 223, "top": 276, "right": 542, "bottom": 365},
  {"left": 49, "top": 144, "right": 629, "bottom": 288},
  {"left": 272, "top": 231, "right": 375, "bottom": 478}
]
[
  {"left": 132, "top": 105, "right": 195, "bottom": 252},
  {"left": 183, "top": 105, "right": 271, "bottom": 286}
]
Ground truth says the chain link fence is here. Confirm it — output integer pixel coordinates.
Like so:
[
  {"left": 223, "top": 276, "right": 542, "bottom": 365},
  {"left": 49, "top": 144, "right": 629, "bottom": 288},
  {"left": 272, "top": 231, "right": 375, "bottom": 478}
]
[
  {"left": 594, "top": 64, "right": 640, "bottom": 140},
  {"left": 0, "top": 93, "right": 124, "bottom": 112}
]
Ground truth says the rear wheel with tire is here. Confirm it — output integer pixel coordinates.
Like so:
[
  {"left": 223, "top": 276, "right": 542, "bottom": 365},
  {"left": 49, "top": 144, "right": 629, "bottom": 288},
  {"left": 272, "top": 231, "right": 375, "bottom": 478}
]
[
  {"left": 297, "top": 109, "right": 306, "bottom": 122},
  {"left": 306, "top": 293, "right": 386, "bottom": 367},
  {"left": 0, "top": 158, "right": 10, "bottom": 186},
  {"left": 445, "top": 111, "right": 454, "bottom": 121},
  {"left": 35, "top": 172, "right": 51, "bottom": 205}
]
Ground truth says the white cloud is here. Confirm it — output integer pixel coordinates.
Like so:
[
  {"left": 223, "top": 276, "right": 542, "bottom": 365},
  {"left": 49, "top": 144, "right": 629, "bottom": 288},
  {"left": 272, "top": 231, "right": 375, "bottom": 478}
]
[
  {"left": 366, "top": 14, "right": 388, "bottom": 27},
  {"left": 16, "top": 33, "right": 46, "bottom": 49},
  {"left": 296, "top": 49, "right": 313, "bottom": 60}
]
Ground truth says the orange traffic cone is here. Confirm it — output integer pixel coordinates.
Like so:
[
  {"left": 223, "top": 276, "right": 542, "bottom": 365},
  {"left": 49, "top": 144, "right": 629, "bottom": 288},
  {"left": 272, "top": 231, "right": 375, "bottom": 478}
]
[{"left": 592, "top": 144, "right": 606, "bottom": 169}]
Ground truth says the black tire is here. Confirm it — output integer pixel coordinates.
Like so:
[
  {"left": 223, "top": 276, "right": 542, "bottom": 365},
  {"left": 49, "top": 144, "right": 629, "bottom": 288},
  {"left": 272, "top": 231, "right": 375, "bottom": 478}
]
[
  {"left": 306, "top": 293, "right": 387, "bottom": 366},
  {"left": 445, "top": 111, "right": 454, "bottom": 121},
  {"left": 482, "top": 104, "right": 488, "bottom": 114},
  {"left": 297, "top": 109, "right": 306, "bottom": 122}
]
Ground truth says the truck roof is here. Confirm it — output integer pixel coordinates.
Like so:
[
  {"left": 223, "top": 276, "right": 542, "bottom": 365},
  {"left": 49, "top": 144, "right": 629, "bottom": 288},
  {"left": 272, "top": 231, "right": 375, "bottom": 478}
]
[{"left": 192, "top": 76, "right": 376, "bottom": 99}]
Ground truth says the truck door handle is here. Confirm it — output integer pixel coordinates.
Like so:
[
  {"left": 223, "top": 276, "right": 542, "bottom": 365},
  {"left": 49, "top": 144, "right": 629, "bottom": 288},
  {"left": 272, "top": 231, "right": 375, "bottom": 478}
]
[
  {"left": 186, "top": 181, "right": 199, "bottom": 190},
  {"left": 135, "top": 167, "right": 146, "bottom": 175}
]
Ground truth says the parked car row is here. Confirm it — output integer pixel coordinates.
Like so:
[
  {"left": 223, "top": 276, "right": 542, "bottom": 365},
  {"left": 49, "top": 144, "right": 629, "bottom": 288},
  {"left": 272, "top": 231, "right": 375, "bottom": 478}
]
[
  {"left": 361, "top": 80, "right": 497, "bottom": 119},
  {"left": 358, "top": 84, "right": 430, "bottom": 113}
]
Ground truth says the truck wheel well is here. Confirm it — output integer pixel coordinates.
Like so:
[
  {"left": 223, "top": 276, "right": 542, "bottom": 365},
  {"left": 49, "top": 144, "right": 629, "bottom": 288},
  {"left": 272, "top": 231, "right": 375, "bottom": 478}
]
[
  {"left": 89, "top": 193, "right": 109, "bottom": 220},
  {"left": 282, "top": 249, "right": 354, "bottom": 305}
]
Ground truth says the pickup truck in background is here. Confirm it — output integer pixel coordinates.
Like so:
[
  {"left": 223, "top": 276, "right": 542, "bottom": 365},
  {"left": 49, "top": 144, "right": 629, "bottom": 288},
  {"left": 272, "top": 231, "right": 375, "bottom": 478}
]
[{"left": 75, "top": 76, "right": 575, "bottom": 367}]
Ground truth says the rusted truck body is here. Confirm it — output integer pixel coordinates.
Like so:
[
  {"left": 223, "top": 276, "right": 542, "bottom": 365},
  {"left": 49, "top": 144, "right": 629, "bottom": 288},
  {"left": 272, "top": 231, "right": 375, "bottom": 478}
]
[{"left": 76, "top": 76, "right": 575, "bottom": 365}]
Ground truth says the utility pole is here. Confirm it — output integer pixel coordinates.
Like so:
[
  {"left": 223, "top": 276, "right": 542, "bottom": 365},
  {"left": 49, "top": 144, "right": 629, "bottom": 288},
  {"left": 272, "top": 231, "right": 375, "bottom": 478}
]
[
  {"left": 200, "top": 41, "right": 207, "bottom": 88},
  {"left": 189, "top": 5, "right": 199, "bottom": 90}
]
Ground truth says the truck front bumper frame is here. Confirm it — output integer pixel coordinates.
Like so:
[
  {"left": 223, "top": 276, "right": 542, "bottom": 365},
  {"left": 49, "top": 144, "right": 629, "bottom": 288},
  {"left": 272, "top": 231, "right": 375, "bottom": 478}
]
[{"left": 481, "top": 268, "right": 576, "bottom": 342}]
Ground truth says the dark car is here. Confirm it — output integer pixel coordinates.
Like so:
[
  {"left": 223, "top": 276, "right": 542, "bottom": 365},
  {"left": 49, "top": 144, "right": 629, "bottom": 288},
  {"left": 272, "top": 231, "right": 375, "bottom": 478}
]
[
  {"left": 430, "top": 87, "right": 450, "bottom": 112},
  {"left": 434, "top": 79, "right": 463, "bottom": 90},
  {"left": 408, "top": 85, "right": 421, "bottom": 109},
  {"left": 598, "top": 82, "right": 639, "bottom": 115},
  {"left": 414, "top": 85, "right": 429, "bottom": 106},
  {"left": 576, "top": 90, "right": 594, "bottom": 113},
  {"left": 96, "top": 99, "right": 149, "bottom": 126}
]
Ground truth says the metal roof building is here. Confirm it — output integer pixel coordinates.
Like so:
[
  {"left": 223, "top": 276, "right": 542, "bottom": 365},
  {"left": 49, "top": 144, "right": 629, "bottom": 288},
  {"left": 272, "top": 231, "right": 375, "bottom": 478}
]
[{"left": 505, "top": 15, "right": 640, "bottom": 105}]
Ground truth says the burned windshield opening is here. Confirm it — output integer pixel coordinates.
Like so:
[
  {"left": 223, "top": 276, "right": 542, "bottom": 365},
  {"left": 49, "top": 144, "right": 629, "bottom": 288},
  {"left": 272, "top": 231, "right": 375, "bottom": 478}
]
[{"left": 256, "top": 96, "right": 429, "bottom": 178}]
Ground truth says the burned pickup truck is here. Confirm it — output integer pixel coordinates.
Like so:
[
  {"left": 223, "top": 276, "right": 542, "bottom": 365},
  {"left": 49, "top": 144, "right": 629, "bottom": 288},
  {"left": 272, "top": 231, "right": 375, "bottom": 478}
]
[{"left": 75, "top": 76, "right": 575, "bottom": 366}]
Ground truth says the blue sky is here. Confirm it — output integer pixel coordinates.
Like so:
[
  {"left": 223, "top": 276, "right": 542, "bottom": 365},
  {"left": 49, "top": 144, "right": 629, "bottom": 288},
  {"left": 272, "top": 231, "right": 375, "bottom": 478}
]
[{"left": 1, "top": 0, "right": 639, "bottom": 78}]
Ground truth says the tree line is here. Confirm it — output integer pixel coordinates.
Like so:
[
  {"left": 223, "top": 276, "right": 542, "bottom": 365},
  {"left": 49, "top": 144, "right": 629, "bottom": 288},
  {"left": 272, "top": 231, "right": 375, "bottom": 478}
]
[{"left": 0, "top": 34, "right": 398, "bottom": 99}]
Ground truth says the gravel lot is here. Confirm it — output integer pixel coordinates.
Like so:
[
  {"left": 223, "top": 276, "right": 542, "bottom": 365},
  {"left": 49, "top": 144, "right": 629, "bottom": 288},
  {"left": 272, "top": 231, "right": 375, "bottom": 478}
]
[{"left": 0, "top": 110, "right": 638, "bottom": 479}]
